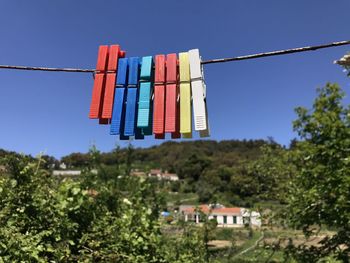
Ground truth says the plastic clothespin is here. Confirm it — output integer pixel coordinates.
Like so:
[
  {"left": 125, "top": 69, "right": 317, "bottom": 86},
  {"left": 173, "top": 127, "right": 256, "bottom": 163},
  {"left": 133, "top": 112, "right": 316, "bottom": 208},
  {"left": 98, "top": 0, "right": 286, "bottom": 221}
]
[
  {"left": 137, "top": 56, "right": 153, "bottom": 136},
  {"left": 110, "top": 58, "right": 128, "bottom": 139},
  {"left": 153, "top": 55, "right": 166, "bottom": 139},
  {"left": 188, "top": 49, "right": 210, "bottom": 137},
  {"left": 165, "top": 54, "right": 180, "bottom": 139},
  {"left": 179, "top": 52, "right": 192, "bottom": 138},
  {"left": 101, "top": 45, "right": 125, "bottom": 121},
  {"left": 198, "top": 81, "right": 210, "bottom": 138},
  {"left": 110, "top": 59, "right": 129, "bottom": 140},
  {"left": 124, "top": 57, "right": 144, "bottom": 139},
  {"left": 89, "top": 45, "right": 108, "bottom": 120}
]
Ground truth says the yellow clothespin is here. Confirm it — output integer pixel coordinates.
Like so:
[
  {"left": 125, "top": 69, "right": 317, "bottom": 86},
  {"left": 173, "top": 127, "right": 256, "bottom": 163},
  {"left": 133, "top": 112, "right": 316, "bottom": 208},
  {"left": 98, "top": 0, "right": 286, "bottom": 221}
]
[{"left": 179, "top": 52, "right": 192, "bottom": 138}]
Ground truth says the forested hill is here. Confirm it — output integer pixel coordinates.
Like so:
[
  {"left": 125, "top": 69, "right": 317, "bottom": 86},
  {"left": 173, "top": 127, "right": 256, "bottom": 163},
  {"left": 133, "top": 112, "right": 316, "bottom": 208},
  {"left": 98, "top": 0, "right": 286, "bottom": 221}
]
[
  {"left": 61, "top": 139, "right": 277, "bottom": 171},
  {"left": 0, "top": 139, "right": 281, "bottom": 173},
  {"left": 59, "top": 139, "right": 288, "bottom": 206},
  {"left": 0, "top": 140, "right": 286, "bottom": 206}
]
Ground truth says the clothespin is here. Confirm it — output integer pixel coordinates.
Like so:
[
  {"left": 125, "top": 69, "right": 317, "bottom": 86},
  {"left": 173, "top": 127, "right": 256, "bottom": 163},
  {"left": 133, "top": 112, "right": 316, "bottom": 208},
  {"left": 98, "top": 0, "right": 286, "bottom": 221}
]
[
  {"left": 188, "top": 49, "right": 210, "bottom": 137},
  {"left": 101, "top": 45, "right": 125, "bottom": 121},
  {"left": 137, "top": 56, "right": 153, "bottom": 135},
  {"left": 110, "top": 58, "right": 129, "bottom": 139},
  {"left": 153, "top": 55, "right": 166, "bottom": 139},
  {"left": 197, "top": 79, "right": 210, "bottom": 137},
  {"left": 89, "top": 45, "right": 108, "bottom": 120},
  {"left": 179, "top": 52, "right": 192, "bottom": 138},
  {"left": 124, "top": 57, "right": 144, "bottom": 139},
  {"left": 165, "top": 54, "right": 181, "bottom": 138}
]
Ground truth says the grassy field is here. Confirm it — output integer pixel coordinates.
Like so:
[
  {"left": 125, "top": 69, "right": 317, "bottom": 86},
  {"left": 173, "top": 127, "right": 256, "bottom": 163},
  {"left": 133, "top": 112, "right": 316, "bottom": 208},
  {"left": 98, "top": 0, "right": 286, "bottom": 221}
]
[
  {"left": 162, "top": 192, "right": 338, "bottom": 262},
  {"left": 165, "top": 192, "right": 199, "bottom": 206},
  {"left": 207, "top": 227, "right": 337, "bottom": 262}
]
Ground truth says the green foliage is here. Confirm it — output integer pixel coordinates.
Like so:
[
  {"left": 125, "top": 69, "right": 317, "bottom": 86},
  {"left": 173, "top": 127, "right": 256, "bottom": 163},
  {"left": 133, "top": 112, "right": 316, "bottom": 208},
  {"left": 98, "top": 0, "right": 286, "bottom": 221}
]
[
  {"left": 61, "top": 152, "right": 89, "bottom": 168},
  {"left": 2, "top": 83, "right": 350, "bottom": 262},
  {"left": 161, "top": 225, "right": 207, "bottom": 263},
  {"left": 287, "top": 83, "right": 350, "bottom": 261},
  {"left": 214, "top": 228, "right": 248, "bottom": 241},
  {"left": 161, "top": 214, "right": 217, "bottom": 263},
  {"left": 246, "top": 145, "right": 296, "bottom": 203},
  {"left": 0, "top": 149, "right": 208, "bottom": 262},
  {"left": 0, "top": 154, "right": 75, "bottom": 262},
  {"left": 61, "top": 140, "right": 278, "bottom": 206}
]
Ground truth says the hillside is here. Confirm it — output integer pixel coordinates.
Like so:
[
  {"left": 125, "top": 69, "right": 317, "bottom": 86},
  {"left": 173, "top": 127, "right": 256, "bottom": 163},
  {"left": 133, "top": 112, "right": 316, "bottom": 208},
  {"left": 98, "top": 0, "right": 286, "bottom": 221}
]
[
  {"left": 62, "top": 139, "right": 273, "bottom": 170},
  {"left": 60, "top": 139, "right": 287, "bottom": 207}
]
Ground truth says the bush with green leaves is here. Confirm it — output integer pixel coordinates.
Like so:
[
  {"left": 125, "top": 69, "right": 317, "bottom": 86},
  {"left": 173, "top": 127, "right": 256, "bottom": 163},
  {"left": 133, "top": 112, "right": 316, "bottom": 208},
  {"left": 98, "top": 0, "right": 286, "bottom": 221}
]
[
  {"left": 0, "top": 155, "right": 76, "bottom": 262},
  {"left": 286, "top": 83, "right": 350, "bottom": 262},
  {"left": 0, "top": 148, "right": 210, "bottom": 262}
]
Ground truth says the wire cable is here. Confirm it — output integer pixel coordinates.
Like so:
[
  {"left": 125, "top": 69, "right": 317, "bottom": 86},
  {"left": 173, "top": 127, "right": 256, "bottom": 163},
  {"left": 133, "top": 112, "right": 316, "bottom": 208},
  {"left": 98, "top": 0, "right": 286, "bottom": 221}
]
[
  {"left": 201, "top": 40, "right": 350, "bottom": 65},
  {"left": 0, "top": 40, "right": 348, "bottom": 73}
]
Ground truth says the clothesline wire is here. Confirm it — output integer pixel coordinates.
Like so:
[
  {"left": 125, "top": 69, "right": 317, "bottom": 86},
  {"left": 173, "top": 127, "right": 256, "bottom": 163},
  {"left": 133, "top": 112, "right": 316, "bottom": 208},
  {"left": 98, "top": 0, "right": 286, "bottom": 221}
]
[
  {"left": 201, "top": 40, "right": 350, "bottom": 64},
  {"left": 0, "top": 40, "right": 348, "bottom": 73}
]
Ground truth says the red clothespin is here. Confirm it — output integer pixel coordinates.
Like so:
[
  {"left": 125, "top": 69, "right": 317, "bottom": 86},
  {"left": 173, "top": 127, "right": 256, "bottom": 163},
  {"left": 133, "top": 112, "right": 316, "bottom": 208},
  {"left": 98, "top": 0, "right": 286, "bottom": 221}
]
[
  {"left": 153, "top": 55, "right": 166, "bottom": 139},
  {"left": 89, "top": 45, "right": 109, "bottom": 120},
  {"left": 165, "top": 54, "right": 180, "bottom": 138},
  {"left": 101, "top": 45, "right": 126, "bottom": 122}
]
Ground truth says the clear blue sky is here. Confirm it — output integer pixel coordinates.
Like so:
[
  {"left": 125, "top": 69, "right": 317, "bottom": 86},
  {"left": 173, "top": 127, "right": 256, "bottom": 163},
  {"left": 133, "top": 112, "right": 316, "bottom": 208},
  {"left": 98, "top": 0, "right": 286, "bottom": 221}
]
[{"left": 0, "top": 1, "right": 349, "bottom": 158}]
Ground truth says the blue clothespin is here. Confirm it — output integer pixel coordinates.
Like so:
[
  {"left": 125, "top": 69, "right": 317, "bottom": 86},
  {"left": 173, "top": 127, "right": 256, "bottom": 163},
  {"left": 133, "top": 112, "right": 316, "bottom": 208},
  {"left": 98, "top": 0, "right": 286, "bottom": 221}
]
[
  {"left": 124, "top": 57, "right": 144, "bottom": 139},
  {"left": 137, "top": 56, "right": 153, "bottom": 135},
  {"left": 110, "top": 58, "right": 129, "bottom": 140}
]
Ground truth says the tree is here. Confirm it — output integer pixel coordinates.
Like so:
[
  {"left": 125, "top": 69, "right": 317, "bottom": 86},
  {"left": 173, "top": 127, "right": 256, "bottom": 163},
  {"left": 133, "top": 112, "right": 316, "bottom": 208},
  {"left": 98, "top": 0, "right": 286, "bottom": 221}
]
[
  {"left": 287, "top": 83, "right": 350, "bottom": 261},
  {"left": 176, "top": 154, "right": 211, "bottom": 181},
  {"left": 0, "top": 148, "right": 211, "bottom": 262},
  {"left": 247, "top": 145, "right": 295, "bottom": 203},
  {"left": 61, "top": 152, "right": 89, "bottom": 168},
  {"left": 0, "top": 154, "right": 77, "bottom": 262}
]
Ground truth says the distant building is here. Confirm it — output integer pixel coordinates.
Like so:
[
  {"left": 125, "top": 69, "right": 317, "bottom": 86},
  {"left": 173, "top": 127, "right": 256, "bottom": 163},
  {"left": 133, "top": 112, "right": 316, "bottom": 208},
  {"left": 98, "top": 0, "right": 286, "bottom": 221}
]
[
  {"left": 148, "top": 169, "right": 179, "bottom": 181},
  {"left": 179, "top": 204, "right": 261, "bottom": 227},
  {"left": 52, "top": 168, "right": 97, "bottom": 177},
  {"left": 52, "top": 170, "right": 81, "bottom": 177},
  {"left": 59, "top": 162, "right": 67, "bottom": 170},
  {"left": 149, "top": 169, "right": 162, "bottom": 178},
  {"left": 161, "top": 171, "right": 179, "bottom": 181},
  {"left": 130, "top": 169, "right": 147, "bottom": 178}
]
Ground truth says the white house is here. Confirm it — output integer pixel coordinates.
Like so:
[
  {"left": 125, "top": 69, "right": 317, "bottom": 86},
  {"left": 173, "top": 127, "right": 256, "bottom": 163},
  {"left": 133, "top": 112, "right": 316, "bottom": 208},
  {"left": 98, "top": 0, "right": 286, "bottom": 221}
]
[
  {"left": 241, "top": 208, "right": 261, "bottom": 227},
  {"left": 59, "top": 162, "right": 67, "bottom": 170},
  {"left": 149, "top": 169, "right": 162, "bottom": 178},
  {"left": 148, "top": 169, "right": 179, "bottom": 181},
  {"left": 52, "top": 170, "right": 81, "bottom": 176},
  {"left": 131, "top": 169, "right": 147, "bottom": 178},
  {"left": 52, "top": 169, "right": 97, "bottom": 177},
  {"left": 179, "top": 204, "right": 261, "bottom": 227},
  {"left": 161, "top": 172, "right": 179, "bottom": 181}
]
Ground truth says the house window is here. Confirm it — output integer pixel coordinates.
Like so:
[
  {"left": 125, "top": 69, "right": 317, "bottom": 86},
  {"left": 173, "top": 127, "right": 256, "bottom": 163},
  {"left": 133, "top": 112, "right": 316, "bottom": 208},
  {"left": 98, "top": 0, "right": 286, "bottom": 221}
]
[
  {"left": 232, "top": 216, "right": 237, "bottom": 224},
  {"left": 213, "top": 215, "right": 217, "bottom": 221},
  {"left": 223, "top": 215, "right": 227, "bottom": 224}
]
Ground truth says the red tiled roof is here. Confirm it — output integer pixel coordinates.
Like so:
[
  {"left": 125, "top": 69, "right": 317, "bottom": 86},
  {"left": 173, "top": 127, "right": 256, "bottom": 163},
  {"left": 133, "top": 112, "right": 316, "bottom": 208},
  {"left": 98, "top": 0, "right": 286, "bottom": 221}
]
[
  {"left": 182, "top": 205, "right": 210, "bottom": 214},
  {"left": 150, "top": 169, "right": 162, "bottom": 174},
  {"left": 212, "top": 207, "right": 241, "bottom": 214},
  {"left": 182, "top": 205, "right": 241, "bottom": 215}
]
